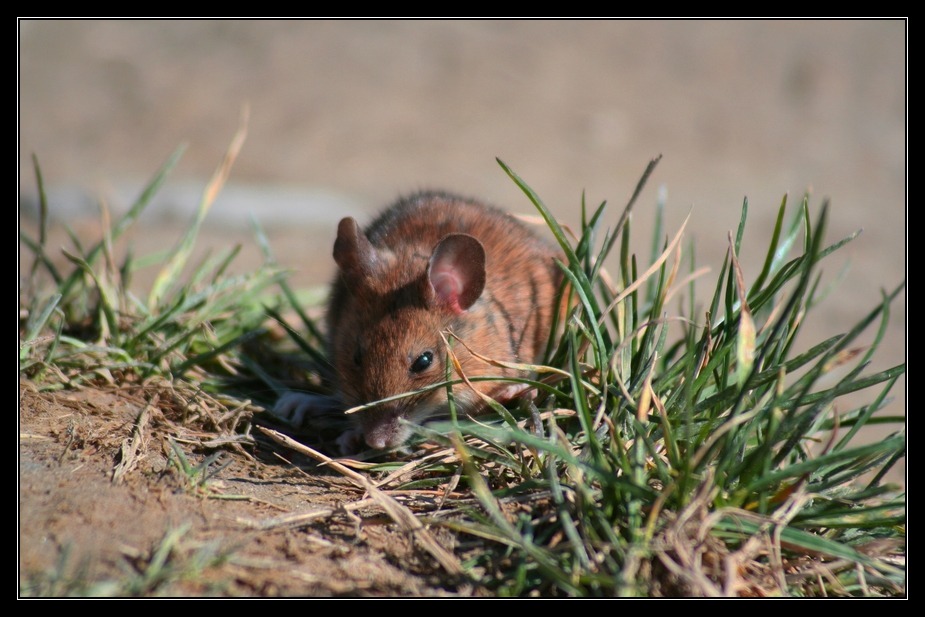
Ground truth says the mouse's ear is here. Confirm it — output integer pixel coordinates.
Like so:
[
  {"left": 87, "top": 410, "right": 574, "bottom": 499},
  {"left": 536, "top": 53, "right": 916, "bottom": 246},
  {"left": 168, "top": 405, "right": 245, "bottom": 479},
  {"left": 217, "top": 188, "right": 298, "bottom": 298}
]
[
  {"left": 426, "top": 233, "right": 486, "bottom": 314},
  {"left": 334, "top": 217, "right": 379, "bottom": 284}
]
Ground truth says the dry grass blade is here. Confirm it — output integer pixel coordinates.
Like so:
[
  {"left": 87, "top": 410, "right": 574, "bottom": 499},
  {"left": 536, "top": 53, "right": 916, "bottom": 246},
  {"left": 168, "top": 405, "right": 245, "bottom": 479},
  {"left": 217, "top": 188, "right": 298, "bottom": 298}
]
[
  {"left": 728, "top": 231, "right": 757, "bottom": 385},
  {"left": 112, "top": 395, "right": 157, "bottom": 484},
  {"left": 373, "top": 447, "right": 459, "bottom": 490},
  {"left": 598, "top": 210, "right": 691, "bottom": 322},
  {"left": 236, "top": 498, "right": 379, "bottom": 531},
  {"left": 444, "top": 331, "right": 572, "bottom": 378},
  {"left": 653, "top": 474, "right": 725, "bottom": 597},
  {"left": 663, "top": 266, "right": 711, "bottom": 306},
  {"left": 258, "top": 427, "right": 465, "bottom": 577}
]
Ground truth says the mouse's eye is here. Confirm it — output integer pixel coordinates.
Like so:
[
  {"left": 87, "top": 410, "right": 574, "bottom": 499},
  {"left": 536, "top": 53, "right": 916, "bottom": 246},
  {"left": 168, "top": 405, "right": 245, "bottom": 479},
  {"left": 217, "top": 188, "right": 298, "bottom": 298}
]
[{"left": 410, "top": 351, "right": 434, "bottom": 373}]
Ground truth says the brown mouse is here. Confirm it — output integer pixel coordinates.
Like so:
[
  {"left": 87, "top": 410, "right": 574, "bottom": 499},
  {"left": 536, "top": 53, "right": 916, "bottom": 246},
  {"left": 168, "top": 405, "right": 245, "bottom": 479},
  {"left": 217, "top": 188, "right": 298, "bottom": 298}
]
[{"left": 275, "top": 191, "right": 564, "bottom": 452}]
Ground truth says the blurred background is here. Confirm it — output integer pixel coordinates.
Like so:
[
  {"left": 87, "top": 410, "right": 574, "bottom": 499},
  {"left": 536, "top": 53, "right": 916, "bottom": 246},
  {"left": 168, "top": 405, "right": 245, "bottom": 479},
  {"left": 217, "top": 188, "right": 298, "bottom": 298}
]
[{"left": 19, "top": 20, "right": 906, "bottom": 480}]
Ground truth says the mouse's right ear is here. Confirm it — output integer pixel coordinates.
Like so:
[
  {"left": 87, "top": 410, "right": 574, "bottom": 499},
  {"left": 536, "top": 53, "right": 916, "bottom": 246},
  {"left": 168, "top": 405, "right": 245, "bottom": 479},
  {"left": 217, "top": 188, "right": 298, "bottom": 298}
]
[{"left": 334, "top": 217, "right": 379, "bottom": 284}]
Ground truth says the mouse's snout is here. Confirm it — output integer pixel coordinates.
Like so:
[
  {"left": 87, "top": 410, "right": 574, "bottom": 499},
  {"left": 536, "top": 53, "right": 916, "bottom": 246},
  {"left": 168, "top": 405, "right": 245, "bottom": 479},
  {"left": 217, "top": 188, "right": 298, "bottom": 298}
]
[{"left": 360, "top": 406, "right": 412, "bottom": 450}]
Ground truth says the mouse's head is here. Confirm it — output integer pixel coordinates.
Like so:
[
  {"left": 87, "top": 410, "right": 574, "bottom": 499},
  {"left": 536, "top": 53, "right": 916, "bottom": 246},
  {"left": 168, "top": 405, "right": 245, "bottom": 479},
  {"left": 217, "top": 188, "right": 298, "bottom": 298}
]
[{"left": 327, "top": 217, "right": 488, "bottom": 449}]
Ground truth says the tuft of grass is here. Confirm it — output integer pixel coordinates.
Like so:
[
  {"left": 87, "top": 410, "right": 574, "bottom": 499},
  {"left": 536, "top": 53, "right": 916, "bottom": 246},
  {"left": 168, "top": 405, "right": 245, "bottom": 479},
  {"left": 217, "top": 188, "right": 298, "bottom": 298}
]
[
  {"left": 165, "top": 436, "right": 238, "bottom": 498},
  {"left": 407, "top": 159, "right": 905, "bottom": 597},
  {"left": 20, "top": 113, "right": 285, "bottom": 398}
]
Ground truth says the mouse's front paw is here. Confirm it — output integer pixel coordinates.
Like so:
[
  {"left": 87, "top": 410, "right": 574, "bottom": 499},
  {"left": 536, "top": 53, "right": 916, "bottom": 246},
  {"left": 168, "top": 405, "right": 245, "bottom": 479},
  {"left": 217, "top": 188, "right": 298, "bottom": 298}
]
[
  {"left": 334, "top": 427, "right": 366, "bottom": 456},
  {"left": 271, "top": 391, "right": 336, "bottom": 427}
]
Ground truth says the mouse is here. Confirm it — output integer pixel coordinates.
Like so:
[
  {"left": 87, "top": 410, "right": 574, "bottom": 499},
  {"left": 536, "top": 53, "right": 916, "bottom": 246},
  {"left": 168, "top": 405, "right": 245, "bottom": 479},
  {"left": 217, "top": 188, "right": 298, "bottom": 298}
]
[{"left": 273, "top": 190, "right": 564, "bottom": 453}]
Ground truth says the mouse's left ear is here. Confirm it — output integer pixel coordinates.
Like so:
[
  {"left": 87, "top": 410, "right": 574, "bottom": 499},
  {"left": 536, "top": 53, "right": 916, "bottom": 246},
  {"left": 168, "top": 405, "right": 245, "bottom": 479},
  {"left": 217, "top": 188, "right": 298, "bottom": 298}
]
[{"left": 426, "top": 234, "right": 486, "bottom": 314}]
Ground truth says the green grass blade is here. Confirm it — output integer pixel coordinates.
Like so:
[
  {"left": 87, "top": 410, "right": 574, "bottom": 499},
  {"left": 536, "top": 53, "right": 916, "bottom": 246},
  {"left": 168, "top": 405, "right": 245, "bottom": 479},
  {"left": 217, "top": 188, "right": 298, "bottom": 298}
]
[
  {"left": 22, "top": 294, "right": 62, "bottom": 348},
  {"left": 742, "top": 434, "right": 905, "bottom": 495},
  {"left": 250, "top": 213, "right": 327, "bottom": 346}
]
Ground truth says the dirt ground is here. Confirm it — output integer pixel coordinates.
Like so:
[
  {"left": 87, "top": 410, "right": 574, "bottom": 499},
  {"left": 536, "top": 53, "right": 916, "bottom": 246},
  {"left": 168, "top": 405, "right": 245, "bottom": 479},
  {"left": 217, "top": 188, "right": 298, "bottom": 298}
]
[
  {"left": 18, "top": 20, "right": 906, "bottom": 597},
  {"left": 19, "top": 382, "right": 484, "bottom": 596}
]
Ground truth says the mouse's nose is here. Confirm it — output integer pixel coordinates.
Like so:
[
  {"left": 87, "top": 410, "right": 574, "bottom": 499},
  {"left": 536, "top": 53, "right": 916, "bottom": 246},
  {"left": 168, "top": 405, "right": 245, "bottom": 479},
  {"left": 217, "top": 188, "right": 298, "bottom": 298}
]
[
  {"left": 361, "top": 409, "right": 406, "bottom": 450},
  {"left": 365, "top": 431, "right": 389, "bottom": 450}
]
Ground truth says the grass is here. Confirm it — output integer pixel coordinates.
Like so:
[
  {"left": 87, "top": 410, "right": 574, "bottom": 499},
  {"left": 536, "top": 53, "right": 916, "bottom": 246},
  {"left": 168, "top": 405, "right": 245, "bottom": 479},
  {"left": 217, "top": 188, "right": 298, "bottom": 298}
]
[
  {"left": 19, "top": 121, "right": 281, "bottom": 446},
  {"left": 417, "top": 158, "right": 906, "bottom": 597},
  {"left": 20, "top": 138, "right": 905, "bottom": 597}
]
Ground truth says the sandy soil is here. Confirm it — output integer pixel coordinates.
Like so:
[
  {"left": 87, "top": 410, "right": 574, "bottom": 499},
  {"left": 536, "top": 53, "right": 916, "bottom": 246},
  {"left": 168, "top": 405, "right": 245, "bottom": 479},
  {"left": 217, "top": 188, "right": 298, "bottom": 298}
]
[{"left": 19, "top": 20, "right": 906, "bottom": 597}]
